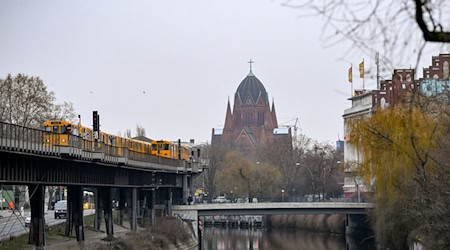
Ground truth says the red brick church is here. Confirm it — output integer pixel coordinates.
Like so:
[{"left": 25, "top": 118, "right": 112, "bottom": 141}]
[{"left": 211, "top": 62, "right": 291, "bottom": 149}]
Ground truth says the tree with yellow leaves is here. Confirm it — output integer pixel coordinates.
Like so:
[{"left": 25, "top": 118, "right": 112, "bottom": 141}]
[
  {"left": 214, "top": 151, "right": 281, "bottom": 200},
  {"left": 350, "top": 95, "right": 450, "bottom": 249}
]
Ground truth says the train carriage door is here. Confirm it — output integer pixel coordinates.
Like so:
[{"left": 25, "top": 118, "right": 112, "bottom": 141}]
[{"left": 151, "top": 142, "right": 157, "bottom": 156}]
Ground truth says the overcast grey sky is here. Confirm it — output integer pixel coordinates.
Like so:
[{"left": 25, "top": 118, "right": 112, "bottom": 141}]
[{"left": 0, "top": 0, "right": 443, "bottom": 144}]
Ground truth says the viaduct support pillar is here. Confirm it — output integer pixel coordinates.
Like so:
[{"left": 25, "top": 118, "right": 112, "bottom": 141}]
[
  {"left": 166, "top": 187, "right": 172, "bottom": 216},
  {"left": 182, "top": 175, "right": 188, "bottom": 205},
  {"left": 130, "top": 187, "right": 137, "bottom": 230},
  {"left": 151, "top": 188, "right": 156, "bottom": 226},
  {"left": 189, "top": 175, "right": 194, "bottom": 199},
  {"left": 100, "top": 187, "right": 114, "bottom": 236},
  {"left": 28, "top": 184, "right": 45, "bottom": 247},
  {"left": 94, "top": 187, "right": 102, "bottom": 230},
  {"left": 118, "top": 188, "right": 126, "bottom": 226},
  {"left": 65, "top": 186, "right": 84, "bottom": 241}
]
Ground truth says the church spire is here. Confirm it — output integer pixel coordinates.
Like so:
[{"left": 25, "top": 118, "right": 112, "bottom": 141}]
[
  {"left": 247, "top": 59, "right": 255, "bottom": 76},
  {"left": 224, "top": 97, "right": 233, "bottom": 130},
  {"left": 271, "top": 98, "right": 278, "bottom": 128}
]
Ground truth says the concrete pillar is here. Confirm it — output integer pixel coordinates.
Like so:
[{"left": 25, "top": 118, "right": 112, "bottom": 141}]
[
  {"left": 28, "top": 184, "right": 45, "bottom": 247},
  {"left": 189, "top": 175, "right": 194, "bottom": 198},
  {"left": 130, "top": 187, "right": 137, "bottom": 230}
]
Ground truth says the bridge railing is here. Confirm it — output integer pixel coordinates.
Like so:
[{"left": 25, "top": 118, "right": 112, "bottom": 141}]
[
  {"left": 129, "top": 149, "right": 160, "bottom": 163},
  {"left": 0, "top": 121, "right": 191, "bottom": 171},
  {"left": 0, "top": 122, "right": 60, "bottom": 154}
]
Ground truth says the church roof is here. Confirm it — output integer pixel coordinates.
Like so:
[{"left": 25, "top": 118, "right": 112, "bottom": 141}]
[{"left": 236, "top": 74, "right": 268, "bottom": 104}]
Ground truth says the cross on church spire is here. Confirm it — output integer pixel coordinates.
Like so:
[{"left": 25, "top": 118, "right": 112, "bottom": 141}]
[{"left": 248, "top": 59, "right": 255, "bottom": 76}]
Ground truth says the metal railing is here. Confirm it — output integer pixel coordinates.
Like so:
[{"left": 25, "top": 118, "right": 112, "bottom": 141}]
[
  {"left": 0, "top": 122, "right": 59, "bottom": 154},
  {"left": 0, "top": 121, "right": 189, "bottom": 172}
]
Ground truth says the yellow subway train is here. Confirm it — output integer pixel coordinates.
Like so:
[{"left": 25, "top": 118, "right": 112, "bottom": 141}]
[{"left": 43, "top": 120, "right": 190, "bottom": 161}]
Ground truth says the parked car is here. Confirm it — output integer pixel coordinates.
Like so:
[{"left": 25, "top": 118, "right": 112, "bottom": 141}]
[
  {"left": 24, "top": 214, "right": 31, "bottom": 227},
  {"left": 54, "top": 200, "right": 67, "bottom": 219},
  {"left": 213, "top": 196, "right": 227, "bottom": 203}
]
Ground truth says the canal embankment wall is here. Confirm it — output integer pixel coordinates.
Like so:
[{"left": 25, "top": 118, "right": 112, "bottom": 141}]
[{"left": 266, "top": 214, "right": 345, "bottom": 234}]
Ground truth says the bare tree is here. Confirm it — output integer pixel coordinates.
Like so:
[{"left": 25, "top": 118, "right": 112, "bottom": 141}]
[
  {"left": 0, "top": 73, "right": 76, "bottom": 210},
  {"left": 0, "top": 73, "right": 76, "bottom": 127},
  {"left": 125, "top": 129, "right": 132, "bottom": 138},
  {"left": 301, "top": 143, "right": 343, "bottom": 200},
  {"left": 200, "top": 143, "right": 229, "bottom": 200},
  {"left": 50, "top": 101, "right": 76, "bottom": 122},
  {"left": 283, "top": 0, "right": 450, "bottom": 72},
  {"left": 135, "top": 124, "right": 146, "bottom": 137}
]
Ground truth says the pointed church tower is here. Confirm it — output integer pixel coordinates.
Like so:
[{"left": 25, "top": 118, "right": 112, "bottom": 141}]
[
  {"left": 271, "top": 99, "right": 278, "bottom": 128},
  {"left": 224, "top": 98, "right": 233, "bottom": 130},
  {"left": 212, "top": 60, "right": 292, "bottom": 150}
]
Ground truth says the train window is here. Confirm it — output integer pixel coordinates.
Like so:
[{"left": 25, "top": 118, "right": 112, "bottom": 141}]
[
  {"left": 53, "top": 126, "right": 59, "bottom": 133},
  {"left": 65, "top": 126, "right": 72, "bottom": 134},
  {"left": 45, "top": 127, "right": 52, "bottom": 132},
  {"left": 152, "top": 144, "right": 157, "bottom": 150},
  {"left": 163, "top": 144, "right": 169, "bottom": 150}
]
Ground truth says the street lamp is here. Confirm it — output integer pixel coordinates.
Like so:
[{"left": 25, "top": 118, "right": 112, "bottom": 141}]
[{"left": 281, "top": 189, "right": 285, "bottom": 202}]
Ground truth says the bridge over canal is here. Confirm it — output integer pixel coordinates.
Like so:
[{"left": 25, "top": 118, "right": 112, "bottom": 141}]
[{"left": 173, "top": 202, "right": 374, "bottom": 238}]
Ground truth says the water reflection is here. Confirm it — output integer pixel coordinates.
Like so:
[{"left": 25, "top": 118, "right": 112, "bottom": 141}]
[{"left": 202, "top": 227, "right": 375, "bottom": 250}]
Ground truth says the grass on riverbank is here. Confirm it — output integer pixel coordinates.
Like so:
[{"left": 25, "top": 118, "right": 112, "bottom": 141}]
[
  {"left": 0, "top": 215, "right": 195, "bottom": 250},
  {"left": 90, "top": 217, "right": 194, "bottom": 250},
  {"left": 0, "top": 214, "right": 96, "bottom": 249},
  {"left": 0, "top": 232, "right": 29, "bottom": 250}
]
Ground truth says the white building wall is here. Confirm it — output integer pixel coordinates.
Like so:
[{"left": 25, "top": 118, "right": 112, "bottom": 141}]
[{"left": 342, "top": 91, "right": 374, "bottom": 198}]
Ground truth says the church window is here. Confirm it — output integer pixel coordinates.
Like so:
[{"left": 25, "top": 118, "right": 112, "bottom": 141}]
[
  {"left": 406, "top": 74, "right": 411, "bottom": 83},
  {"left": 234, "top": 111, "right": 241, "bottom": 125},
  {"left": 258, "top": 112, "right": 264, "bottom": 125},
  {"left": 245, "top": 112, "right": 253, "bottom": 124},
  {"left": 444, "top": 61, "right": 449, "bottom": 79},
  {"left": 245, "top": 112, "right": 255, "bottom": 124}
]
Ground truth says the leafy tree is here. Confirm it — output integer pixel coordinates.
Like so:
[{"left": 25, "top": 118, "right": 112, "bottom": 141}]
[
  {"left": 214, "top": 151, "right": 282, "bottom": 199},
  {"left": 349, "top": 95, "right": 450, "bottom": 248},
  {"left": 214, "top": 151, "right": 256, "bottom": 198},
  {"left": 250, "top": 162, "right": 282, "bottom": 198},
  {"left": 0, "top": 73, "right": 76, "bottom": 128}
]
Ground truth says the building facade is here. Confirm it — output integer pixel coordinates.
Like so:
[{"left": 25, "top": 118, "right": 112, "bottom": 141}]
[{"left": 343, "top": 53, "right": 450, "bottom": 198}]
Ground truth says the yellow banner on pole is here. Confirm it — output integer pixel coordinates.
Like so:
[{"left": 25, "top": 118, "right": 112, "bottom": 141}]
[
  {"left": 348, "top": 65, "right": 352, "bottom": 84},
  {"left": 359, "top": 60, "right": 364, "bottom": 78}
]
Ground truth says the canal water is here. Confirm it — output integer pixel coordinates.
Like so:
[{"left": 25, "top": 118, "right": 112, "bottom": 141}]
[{"left": 201, "top": 227, "right": 376, "bottom": 250}]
